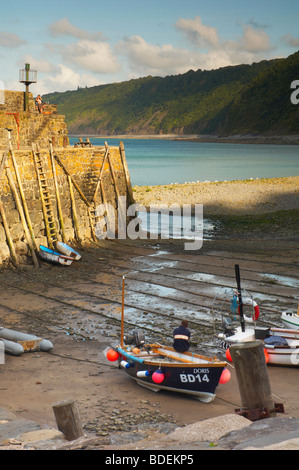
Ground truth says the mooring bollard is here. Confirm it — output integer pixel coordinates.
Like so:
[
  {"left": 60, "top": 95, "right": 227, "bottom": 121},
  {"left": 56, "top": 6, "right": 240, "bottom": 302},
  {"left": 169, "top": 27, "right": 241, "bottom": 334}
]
[
  {"left": 230, "top": 341, "right": 282, "bottom": 421},
  {"left": 52, "top": 399, "right": 84, "bottom": 441}
]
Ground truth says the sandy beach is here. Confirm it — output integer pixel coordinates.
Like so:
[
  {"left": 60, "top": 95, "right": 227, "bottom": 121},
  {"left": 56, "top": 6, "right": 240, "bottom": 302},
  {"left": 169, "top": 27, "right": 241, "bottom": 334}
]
[{"left": 133, "top": 176, "right": 299, "bottom": 217}]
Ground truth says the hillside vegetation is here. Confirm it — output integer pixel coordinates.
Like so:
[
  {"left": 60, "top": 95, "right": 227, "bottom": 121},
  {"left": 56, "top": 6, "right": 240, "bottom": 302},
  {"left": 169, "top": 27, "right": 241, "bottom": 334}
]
[{"left": 44, "top": 51, "right": 299, "bottom": 136}]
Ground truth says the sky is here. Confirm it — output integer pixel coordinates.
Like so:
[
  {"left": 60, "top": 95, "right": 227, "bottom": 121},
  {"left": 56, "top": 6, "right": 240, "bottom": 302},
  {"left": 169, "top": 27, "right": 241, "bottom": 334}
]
[{"left": 0, "top": 0, "right": 299, "bottom": 95}]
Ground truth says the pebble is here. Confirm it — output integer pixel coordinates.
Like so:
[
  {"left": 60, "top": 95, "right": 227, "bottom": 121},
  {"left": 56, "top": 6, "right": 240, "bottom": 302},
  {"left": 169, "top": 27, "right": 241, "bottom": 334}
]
[
  {"left": 83, "top": 399, "right": 177, "bottom": 441},
  {"left": 133, "top": 176, "right": 299, "bottom": 217}
]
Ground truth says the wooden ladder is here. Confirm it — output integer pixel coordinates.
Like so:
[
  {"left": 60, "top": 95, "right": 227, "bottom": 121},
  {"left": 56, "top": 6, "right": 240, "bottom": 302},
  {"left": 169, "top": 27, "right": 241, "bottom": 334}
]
[{"left": 32, "top": 144, "right": 58, "bottom": 249}]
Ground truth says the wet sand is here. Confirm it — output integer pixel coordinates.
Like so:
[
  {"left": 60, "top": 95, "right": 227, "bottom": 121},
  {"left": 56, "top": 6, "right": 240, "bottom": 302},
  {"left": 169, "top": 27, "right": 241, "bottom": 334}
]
[{"left": 0, "top": 175, "right": 298, "bottom": 449}]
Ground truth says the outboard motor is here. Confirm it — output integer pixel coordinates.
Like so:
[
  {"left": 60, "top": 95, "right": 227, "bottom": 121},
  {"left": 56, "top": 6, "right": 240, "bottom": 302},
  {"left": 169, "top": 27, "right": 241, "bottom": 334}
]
[
  {"left": 133, "top": 330, "right": 145, "bottom": 347},
  {"left": 124, "top": 330, "right": 145, "bottom": 347}
]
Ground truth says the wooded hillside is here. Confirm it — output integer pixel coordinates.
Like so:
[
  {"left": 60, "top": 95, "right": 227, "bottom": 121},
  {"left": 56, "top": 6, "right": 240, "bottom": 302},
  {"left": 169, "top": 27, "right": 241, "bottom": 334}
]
[{"left": 44, "top": 51, "right": 299, "bottom": 136}]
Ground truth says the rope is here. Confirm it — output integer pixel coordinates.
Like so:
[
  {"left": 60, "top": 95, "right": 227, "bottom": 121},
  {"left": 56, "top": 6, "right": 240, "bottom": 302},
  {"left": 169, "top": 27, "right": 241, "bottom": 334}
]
[{"left": 230, "top": 292, "right": 238, "bottom": 319}]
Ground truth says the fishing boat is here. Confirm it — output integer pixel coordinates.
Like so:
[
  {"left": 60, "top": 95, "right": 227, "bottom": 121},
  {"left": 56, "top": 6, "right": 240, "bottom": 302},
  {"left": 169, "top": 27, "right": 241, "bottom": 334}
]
[
  {"left": 218, "top": 324, "right": 299, "bottom": 367},
  {"left": 216, "top": 265, "right": 299, "bottom": 367},
  {"left": 55, "top": 241, "right": 81, "bottom": 261},
  {"left": 106, "top": 277, "right": 229, "bottom": 403},
  {"left": 39, "top": 245, "right": 74, "bottom": 266}
]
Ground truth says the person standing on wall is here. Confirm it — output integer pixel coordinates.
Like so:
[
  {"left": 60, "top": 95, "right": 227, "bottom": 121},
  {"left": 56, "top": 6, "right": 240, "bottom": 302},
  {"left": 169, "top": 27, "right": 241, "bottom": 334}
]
[{"left": 35, "top": 95, "right": 45, "bottom": 113}]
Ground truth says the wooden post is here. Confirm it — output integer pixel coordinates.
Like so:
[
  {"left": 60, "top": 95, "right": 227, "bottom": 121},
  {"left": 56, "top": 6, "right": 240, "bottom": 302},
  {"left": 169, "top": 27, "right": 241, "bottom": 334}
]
[
  {"left": 5, "top": 164, "right": 39, "bottom": 268},
  {"left": 68, "top": 175, "right": 81, "bottom": 243},
  {"left": 0, "top": 199, "right": 18, "bottom": 266},
  {"left": 0, "top": 150, "right": 9, "bottom": 181},
  {"left": 119, "top": 141, "right": 135, "bottom": 205},
  {"left": 10, "top": 150, "right": 37, "bottom": 251},
  {"left": 93, "top": 146, "right": 108, "bottom": 203},
  {"left": 230, "top": 341, "right": 276, "bottom": 420},
  {"left": 87, "top": 205, "right": 97, "bottom": 242},
  {"left": 49, "top": 143, "right": 66, "bottom": 243},
  {"left": 54, "top": 153, "right": 90, "bottom": 207},
  {"left": 121, "top": 275, "right": 125, "bottom": 348},
  {"left": 52, "top": 399, "right": 84, "bottom": 441},
  {"left": 106, "top": 142, "right": 120, "bottom": 203},
  {"left": 93, "top": 148, "right": 113, "bottom": 237}
]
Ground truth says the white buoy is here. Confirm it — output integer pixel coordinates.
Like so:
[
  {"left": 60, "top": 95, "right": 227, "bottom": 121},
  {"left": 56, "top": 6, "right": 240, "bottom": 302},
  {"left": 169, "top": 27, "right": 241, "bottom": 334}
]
[
  {"left": 120, "top": 360, "right": 130, "bottom": 369},
  {"left": 137, "top": 370, "right": 150, "bottom": 378}
]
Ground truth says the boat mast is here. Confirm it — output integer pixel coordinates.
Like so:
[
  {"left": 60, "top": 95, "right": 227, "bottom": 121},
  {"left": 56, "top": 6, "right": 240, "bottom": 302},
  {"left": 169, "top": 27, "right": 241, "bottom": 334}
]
[
  {"left": 121, "top": 275, "right": 125, "bottom": 347},
  {"left": 235, "top": 264, "right": 245, "bottom": 332}
]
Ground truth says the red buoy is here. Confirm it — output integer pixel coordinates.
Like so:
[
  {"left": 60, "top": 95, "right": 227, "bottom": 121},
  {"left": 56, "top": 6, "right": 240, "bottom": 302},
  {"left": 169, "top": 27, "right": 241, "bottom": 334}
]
[
  {"left": 219, "top": 368, "right": 231, "bottom": 384},
  {"left": 225, "top": 348, "right": 232, "bottom": 362},
  {"left": 264, "top": 348, "right": 269, "bottom": 364},
  {"left": 152, "top": 369, "right": 164, "bottom": 384},
  {"left": 106, "top": 349, "right": 119, "bottom": 361}
]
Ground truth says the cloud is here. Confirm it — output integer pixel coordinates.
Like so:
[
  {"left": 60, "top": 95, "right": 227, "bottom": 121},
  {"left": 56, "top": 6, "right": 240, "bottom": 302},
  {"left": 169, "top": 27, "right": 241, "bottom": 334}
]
[
  {"left": 175, "top": 16, "right": 272, "bottom": 55},
  {"left": 172, "top": 15, "right": 275, "bottom": 72},
  {"left": 16, "top": 15, "right": 279, "bottom": 94},
  {"left": 48, "top": 19, "right": 120, "bottom": 75},
  {"left": 247, "top": 18, "right": 269, "bottom": 30},
  {"left": 239, "top": 25, "right": 272, "bottom": 53},
  {"left": 117, "top": 18, "right": 274, "bottom": 79},
  {"left": 49, "top": 39, "right": 121, "bottom": 74},
  {"left": 117, "top": 35, "right": 243, "bottom": 76},
  {"left": 0, "top": 32, "right": 27, "bottom": 48},
  {"left": 282, "top": 33, "right": 299, "bottom": 48},
  {"left": 50, "top": 18, "right": 104, "bottom": 41},
  {"left": 117, "top": 35, "right": 201, "bottom": 75},
  {"left": 36, "top": 64, "right": 100, "bottom": 94},
  {"left": 175, "top": 16, "right": 219, "bottom": 49}
]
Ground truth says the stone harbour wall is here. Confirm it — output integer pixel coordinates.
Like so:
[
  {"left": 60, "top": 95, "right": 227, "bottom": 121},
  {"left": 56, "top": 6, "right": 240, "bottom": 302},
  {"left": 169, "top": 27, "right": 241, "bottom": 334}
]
[
  {"left": 0, "top": 90, "right": 68, "bottom": 150},
  {"left": 0, "top": 142, "right": 134, "bottom": 267}
]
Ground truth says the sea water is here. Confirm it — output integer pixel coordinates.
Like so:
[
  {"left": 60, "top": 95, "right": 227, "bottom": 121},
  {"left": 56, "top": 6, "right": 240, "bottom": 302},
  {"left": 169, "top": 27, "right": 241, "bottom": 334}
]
[{"left": 69, "top": 137, "right": 299, "bottom": 186}]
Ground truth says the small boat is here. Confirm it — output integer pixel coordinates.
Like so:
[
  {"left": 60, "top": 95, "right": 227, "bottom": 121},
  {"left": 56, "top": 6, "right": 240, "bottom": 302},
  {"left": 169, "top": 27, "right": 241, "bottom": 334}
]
[
  {"left": 55, "top": 242, "right": 81, "bottom": 261},
  {"left": 0, "top": 327, "right": 53, "bottom": 353},
  {"left": 39, "top": 245, "right": 74, "bottom": 266},
  {"left": 106, "top": 277, "right": 229, "bottom": 403},
  {"left": 216, "top": 265, "right": 299, "bottom": 367},
  {"left": 111, "top": 342, "right": 228, "bottom": 403},
  {"left": 281, "top": 310, "right": 299, "bottom": 330}
]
